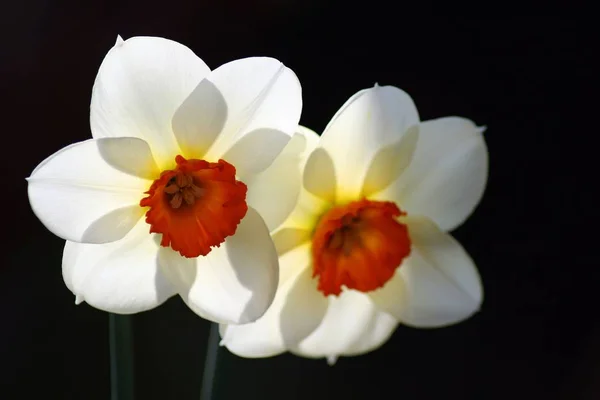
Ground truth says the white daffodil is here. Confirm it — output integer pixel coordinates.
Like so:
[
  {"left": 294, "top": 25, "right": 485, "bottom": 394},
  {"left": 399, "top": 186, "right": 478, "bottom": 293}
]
[
  {"left": 220, "top": 85, "right": 488, "bottom": 362},
  {"left": 27, "top": 36, "right": 303, "bottom": 324}
]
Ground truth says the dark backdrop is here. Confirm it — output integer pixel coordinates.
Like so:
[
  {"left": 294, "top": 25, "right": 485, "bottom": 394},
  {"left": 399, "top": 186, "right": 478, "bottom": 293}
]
[{"left": 1, "top": 4, "right": 596, "bottom": 400}]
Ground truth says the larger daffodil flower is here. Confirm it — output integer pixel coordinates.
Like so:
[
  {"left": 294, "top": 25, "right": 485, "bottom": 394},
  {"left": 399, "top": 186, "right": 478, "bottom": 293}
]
[
  {"left": 27, "top": 36, "right": 303, "bottom": 324},
  {"left": 220, "top": 85, "right": 488, "bottom": 362}
]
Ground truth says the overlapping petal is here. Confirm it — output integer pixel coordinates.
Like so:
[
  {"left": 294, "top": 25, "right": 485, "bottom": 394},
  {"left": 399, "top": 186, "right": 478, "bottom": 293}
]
[
  {"left": 62, "top": 218, "right": 176, "bottom": 313},
  {"left": 374, "top": 117, "right": 488, "bottom": 231},
  {"left": 291, "top": 290, "right": 398, "bottom": 362},
  {"left": 246, "top": 126, "right": 320, "bottom": 232},
  {"left": 219, "top": 244, "right": 328, "bottom": 357},
  {"left": 90, "top": 36, "right": 210, "bottom": 169},
  {"left": 308, "top": 85, "right": 419, "bottom": 202},
  {"left": 27, "top": 138, "right": 154, "bottom": 243},
  {"left": 174, "top": 57, "right": 302, "bottom": 178},
  {"left": 371, "top": 215, "right": 482, "bottom": 327},
  {"left": 303, "top": 148, "right": 337, "bottom": 202},
  {"left": 158, "top": 207, "right": 279, "bottom": 324}
]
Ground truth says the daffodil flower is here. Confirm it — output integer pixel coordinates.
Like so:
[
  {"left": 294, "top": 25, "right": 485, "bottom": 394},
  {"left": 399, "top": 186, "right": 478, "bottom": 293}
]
[
  {"left": 27, "top": 36, "right": 303, "bottom": 324},
  {"left": 220, "top": 85, "right": 488, "bottom": 362}
]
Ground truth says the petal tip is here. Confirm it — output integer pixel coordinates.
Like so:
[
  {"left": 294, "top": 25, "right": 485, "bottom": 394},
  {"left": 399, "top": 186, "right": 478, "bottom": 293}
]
[
  {"left": 326, "top": 355, "right": 338, "bottom": 366},
  {"left": 115, "top": 35, "right": 124, "bottom": 47},
  {"left": 75, "top": 295, "right": 84, "bottom": 305}
]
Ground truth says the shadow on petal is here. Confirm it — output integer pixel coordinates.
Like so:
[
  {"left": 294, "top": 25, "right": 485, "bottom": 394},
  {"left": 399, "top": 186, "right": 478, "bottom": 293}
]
[
  {"left": 303, "top": 147, "right": 336, "bottom": 202},
  {"left": 222, "top": 127, "right": 290, "bottom": 178},
  {"left": 81, "top": 205, "right": 144, "bottom": 243},
  {"left": 245, "top": 131, "right": 310, "bottom": 231},
  {"left": 157, "top": 242, "right": 199, "bottom": 304},
  {"left": 225, "top": 208, "right": 279, "bottom": 322},
  {"left": 280, "top": 267, "right": 328, "bottom": 348},
  {"left": 362, "top": 125, "right": 419, "bottom": 196},
  {"left": 172, "top": 79, "right": 228, "bottom": 159},
  {"left": 97, "top": 137, "right": 160, "bottom": 180}
]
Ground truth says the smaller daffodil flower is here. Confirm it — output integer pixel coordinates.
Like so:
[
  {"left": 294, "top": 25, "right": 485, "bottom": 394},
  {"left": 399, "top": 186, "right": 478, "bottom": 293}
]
[
  {"left": 27, "top": 36, "right": 303, "bottom": 324},
  {"left": 219, "top": 85, "right": 488, "bottom": 362}
]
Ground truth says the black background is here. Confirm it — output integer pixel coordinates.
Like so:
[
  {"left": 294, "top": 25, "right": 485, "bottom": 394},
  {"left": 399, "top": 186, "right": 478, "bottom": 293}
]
[{"left": 2, "top": 4, "right": 596, "bottom": 400}]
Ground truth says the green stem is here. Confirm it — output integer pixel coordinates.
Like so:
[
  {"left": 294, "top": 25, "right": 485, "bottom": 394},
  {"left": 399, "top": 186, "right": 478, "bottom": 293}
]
[
  {"left": 109, "top": 313, "right": 135, "bottom": 400},
  {"left": 200, "top": 323, "right": 221, "bottom": 400}
]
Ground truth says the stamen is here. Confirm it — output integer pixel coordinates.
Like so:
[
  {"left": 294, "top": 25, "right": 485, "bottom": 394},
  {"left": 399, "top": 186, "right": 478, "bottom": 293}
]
[
  {"left": 164, "top": 182, "right": 180, "bottom": 194},
  {"left": 182, "top": 189, "right": 196, "bottom": 205},
  {"left": 170, "top": 192, "right": 183, "bottom": 209}
]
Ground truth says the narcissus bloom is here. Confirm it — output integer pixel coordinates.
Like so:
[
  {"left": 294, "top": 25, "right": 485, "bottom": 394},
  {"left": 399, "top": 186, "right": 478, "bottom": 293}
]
[
  {"left": 220, "top": 85, "right": 488, "bottom": 362},
  {"left": 27, "top": 36, "right": 303, "bottom": 324}
]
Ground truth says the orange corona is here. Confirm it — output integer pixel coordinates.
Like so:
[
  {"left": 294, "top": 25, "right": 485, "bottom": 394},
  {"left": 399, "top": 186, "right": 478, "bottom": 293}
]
[
  {"left": 311, "top": 199, "right": 411, "bottom": 296},
  {"left": 140, "top": 155, "right": 247, "bottom": 258}
]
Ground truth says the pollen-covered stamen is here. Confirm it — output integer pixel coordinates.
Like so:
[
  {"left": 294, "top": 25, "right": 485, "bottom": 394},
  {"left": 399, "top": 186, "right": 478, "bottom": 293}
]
[
  {"left": 140, "top": 155, "right": 247, "bottom": 258},
  {"left": 164, "top": 172, "right": 205, "bottom": 209},
  {"left": 311, "top": 199, "right": 411, "bottom": 296}
]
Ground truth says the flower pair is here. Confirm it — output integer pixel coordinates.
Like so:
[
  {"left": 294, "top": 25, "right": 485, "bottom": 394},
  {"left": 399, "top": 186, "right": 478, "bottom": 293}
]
[{"left": 28, "top": 36, "right": 487, "bottom": 361}]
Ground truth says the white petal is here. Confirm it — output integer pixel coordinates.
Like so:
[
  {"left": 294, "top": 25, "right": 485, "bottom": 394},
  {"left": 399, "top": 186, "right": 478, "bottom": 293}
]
[
  {"left": 371, "top": 216, "right": 483, "bottom": 327},
  {"left": 376, "top": 117, "right": 488, "bottom": 231},
  {"left": 361, "top": 125, "right": 419, "bottom": 196},
  {"left": 341, "top": 308, "right": 398, "bottom": 357},
  {"left": 291, "top": 290, "right": 398, "bottom": 360},
  {"left": 274, "top": 186, "right": 331, "bottom": 233},
  {"left": 62, "top": 218, "right": 176, "bottom": 313},
  {"left": 271, "top": 227, "right": 312, "bottom": 256},
  {"left": 303, "top": 148, "right": 337, "bottom": 202},
  {"left": 90, "top": 36, "right": 210, "bottom": 169},
  {"left": 221, "top": 128, "right": 292, "bottom": 180},
  {"left": 158, "top": 207, "right": 279, "bottom": 324},
  {"left": 201, "top": 57, "right": 302, "bottom": 177},
  {"left": 368, "top": 269, "right": 408, "bottom": 322},
  {"left": 27, "top": 138, "right": 153, "bottom": 243},
  {"left": 318, "top": 85, "right": 419, "bottom": 202},
  {"left": 219, "top": 244, "right": 328, "bottom": 357},
  {"left": 172, "top": 78, "right": 227, "bottom": 159},
  {"left": 246, "top": 126, "right": 320, "bottom": 232}
]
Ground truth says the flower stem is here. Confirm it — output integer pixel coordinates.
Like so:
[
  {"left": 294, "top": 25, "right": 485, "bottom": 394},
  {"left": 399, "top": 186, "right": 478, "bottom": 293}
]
[
  {"left": 109, "top": 313, "right": 135, "bottom": 400},
  {"left": 200, "top": 322, "right": 221, "bottom": 400}
]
